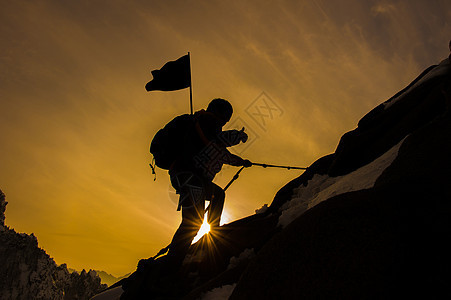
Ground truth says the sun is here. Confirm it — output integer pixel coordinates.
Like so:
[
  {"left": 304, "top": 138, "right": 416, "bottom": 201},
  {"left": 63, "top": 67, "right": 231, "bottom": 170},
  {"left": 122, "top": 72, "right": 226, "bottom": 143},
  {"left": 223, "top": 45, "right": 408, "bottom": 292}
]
[
  {"left": 191, "top": 209, "right": 233, "bottom": 244},
  {"left": 192, "top": 215, "right": 210, "bottom": 244}
]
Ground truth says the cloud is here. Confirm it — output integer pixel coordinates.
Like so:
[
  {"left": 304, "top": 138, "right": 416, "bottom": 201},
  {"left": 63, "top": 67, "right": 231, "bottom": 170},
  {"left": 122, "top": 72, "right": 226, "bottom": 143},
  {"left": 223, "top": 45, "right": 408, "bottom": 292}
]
[{"left": 371, "top": 2, "right": 397, "bottom": 15}]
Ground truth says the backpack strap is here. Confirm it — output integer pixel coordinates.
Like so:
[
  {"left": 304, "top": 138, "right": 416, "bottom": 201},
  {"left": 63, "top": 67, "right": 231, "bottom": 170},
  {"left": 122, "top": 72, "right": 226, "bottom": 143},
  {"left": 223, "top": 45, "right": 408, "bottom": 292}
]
[
  {"left": 191, "top": 110, "right": 209, "bottom": 146},
  {"left": 193, "top": 109, "right": 222, "bottom": 146},
  {"left": 195, "top": 120, "right": 210, "bottom": 145}
]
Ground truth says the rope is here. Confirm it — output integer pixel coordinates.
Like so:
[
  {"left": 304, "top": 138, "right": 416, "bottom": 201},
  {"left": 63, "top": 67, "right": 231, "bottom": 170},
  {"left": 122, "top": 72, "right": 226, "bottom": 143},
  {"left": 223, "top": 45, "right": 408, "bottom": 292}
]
[
  {"left": 223, "top": 162, "right": 306, "bottom": 192},
  {"left": 251, "top": 162, "right": 307, "bottom": 170}
]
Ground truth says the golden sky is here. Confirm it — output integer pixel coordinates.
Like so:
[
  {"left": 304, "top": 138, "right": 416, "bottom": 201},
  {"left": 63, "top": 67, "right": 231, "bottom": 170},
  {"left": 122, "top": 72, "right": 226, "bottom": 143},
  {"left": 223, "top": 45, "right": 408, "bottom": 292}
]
[{"left": 1, "top": 0, "right": 449, "bottom": 276}]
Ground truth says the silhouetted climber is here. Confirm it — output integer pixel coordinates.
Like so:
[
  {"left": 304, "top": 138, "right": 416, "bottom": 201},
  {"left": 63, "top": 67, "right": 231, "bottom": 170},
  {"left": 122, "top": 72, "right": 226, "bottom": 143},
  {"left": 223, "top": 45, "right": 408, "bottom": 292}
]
[{"left": 163, "top": 98, "right": 252, "bottom": 269}]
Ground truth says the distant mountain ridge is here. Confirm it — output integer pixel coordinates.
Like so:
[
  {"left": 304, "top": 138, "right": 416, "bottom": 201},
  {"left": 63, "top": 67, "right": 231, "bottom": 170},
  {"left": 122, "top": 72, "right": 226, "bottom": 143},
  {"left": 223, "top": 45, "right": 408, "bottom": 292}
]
[
  {"left": 93, "top": 271, "right": 130, "bottom": 288},
  {"left": 68, "top": 268, "right": 130, "bottom": 287},
  {"left": 109, "top": 55, "right": 451, "bottom": 299},
  {"left": 0, "top": 190, "right": 107, "bottom": 300}
]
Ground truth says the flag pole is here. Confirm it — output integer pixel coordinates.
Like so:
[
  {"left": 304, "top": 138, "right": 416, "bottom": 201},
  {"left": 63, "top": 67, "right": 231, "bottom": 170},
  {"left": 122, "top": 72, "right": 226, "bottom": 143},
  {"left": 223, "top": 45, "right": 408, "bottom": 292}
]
[{"left": 188, "top": 52, "right": 193, "bottom": 115}]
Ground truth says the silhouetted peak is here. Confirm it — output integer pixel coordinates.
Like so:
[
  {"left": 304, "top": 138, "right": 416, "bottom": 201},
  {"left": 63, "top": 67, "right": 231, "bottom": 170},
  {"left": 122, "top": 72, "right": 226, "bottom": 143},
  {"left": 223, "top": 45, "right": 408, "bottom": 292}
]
[
  {"left": 0, "top": 191, "right": 107, "bottom": 299},
  {"left": 0, "top": 189, "right": 6, "bottom": 229}
]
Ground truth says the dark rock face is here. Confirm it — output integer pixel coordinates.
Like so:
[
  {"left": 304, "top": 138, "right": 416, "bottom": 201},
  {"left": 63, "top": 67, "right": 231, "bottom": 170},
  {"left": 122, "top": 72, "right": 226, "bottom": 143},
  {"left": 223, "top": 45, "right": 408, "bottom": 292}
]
[
  {"left": 230, "top": 92, "right": 451, "bottom": 298},
  {"left": 0, "top": 190, "right": 107, "bottom": 300},
  {"left": 0, "top": 190, "right": 6, "bottom": 227},
  {"left": 231, "top": 62, "right": 450, "bottom": 299}
]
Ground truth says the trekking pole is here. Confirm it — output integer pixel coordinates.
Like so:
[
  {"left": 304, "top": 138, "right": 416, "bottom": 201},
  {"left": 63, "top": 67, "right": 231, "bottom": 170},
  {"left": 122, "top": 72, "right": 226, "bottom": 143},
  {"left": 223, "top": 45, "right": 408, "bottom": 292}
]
[
  {"left": 252, "top": 163, "right": 307, "bottom": 170},
  {"left": 224, "top": 166, "right": 245, "bottom": 192}
]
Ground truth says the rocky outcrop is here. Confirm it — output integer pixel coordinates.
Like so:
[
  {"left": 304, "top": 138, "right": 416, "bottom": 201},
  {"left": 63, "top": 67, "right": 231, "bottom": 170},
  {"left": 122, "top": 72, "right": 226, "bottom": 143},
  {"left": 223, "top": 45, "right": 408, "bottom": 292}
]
[
  {"left": 329, "top": 60, "right": 450, "bottom": 176},
  {"left": 0, "top": 189, "right": 107, "bottom": 300},
  {"left": 0, "top": 190, "right": 6, "bottom": 228}
]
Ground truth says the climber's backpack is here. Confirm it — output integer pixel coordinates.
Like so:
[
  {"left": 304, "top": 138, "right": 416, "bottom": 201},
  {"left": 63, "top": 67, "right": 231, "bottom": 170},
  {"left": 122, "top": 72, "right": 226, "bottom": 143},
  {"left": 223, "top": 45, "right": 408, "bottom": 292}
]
[{"left": 150, "top": 114, "right": 195, "bottom": 170}]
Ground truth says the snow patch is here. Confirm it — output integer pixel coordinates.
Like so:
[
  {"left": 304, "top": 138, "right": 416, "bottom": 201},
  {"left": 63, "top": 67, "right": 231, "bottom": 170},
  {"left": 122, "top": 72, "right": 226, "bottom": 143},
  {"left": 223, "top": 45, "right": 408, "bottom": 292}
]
[
  {"left": 255, "top": 204, "right": 269, "bottom": 214},
  {"left": 183, "top": 249, "right": 206, "bottom": 265},
  {"left": 200, "top": 284, "right": 236, "bottom": 300},
  {"left": 90, "top": 286, "right": 123, "bottom": 300},
  {"left": 278, "top": 137, "right": 406, "bottom": 228},
  {"left": 278, "top": 174, "right": 334, "bottom": 228},
  {"left": 227, "top": 248, "right": 255, "bottom": 270}
]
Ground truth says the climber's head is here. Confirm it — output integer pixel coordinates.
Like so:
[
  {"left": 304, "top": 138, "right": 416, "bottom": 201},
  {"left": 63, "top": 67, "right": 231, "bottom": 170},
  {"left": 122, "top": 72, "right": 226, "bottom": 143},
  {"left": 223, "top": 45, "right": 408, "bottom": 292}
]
[{"left": 207, "top": 98, "right": 233, "bottom": 125}]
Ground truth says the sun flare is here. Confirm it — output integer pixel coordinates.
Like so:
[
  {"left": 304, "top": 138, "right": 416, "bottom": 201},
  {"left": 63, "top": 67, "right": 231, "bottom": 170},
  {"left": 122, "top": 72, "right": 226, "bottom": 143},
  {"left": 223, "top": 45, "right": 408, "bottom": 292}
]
[
  {"left": 192, "top": 216, "right": 211, "bottom": 244},
  {"left": 191, "top": 208, "right": 232, "bottom": 244}
]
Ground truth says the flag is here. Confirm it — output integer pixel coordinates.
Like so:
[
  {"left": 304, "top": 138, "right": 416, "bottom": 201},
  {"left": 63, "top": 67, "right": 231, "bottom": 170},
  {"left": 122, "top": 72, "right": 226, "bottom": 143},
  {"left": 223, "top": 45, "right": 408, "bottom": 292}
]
[{"left": 145, "top": 54, "right": 191, "bottom": 91}]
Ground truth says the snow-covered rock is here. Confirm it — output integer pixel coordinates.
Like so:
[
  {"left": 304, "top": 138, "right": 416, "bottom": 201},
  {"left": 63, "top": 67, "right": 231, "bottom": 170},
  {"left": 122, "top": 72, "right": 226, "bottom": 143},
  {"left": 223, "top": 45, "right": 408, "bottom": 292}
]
[
  {"left": 278, "top": 137, "right": 405, "bottom": 228},
  {"left": 201, "top": 284, "right": 236, "bottom": 300},
  {"left": 384, "top": 57, "right": 450, "bottom": 110}
]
